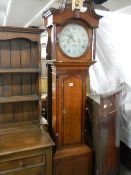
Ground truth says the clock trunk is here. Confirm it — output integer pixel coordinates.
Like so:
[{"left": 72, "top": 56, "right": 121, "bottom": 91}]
[{"left": 52, "top": 65, "right": 87, "bottom": 148}]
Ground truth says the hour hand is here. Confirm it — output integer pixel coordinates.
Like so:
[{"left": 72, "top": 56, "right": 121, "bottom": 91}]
[{"left": 69, "top": 33, "right": 75, "bottom": 42}]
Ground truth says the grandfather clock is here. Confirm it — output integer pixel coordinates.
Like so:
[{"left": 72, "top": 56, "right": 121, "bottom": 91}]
[{"left": 43, "top": 1, "right": 99, "bottom": 175}]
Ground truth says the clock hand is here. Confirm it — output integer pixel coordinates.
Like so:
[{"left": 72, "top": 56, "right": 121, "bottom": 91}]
[
  {"left": 67, "top": 29, "right": 75, "bottom": 42},
  {"left": 69, "top": 33, "right": 75, "bottom": 42}
]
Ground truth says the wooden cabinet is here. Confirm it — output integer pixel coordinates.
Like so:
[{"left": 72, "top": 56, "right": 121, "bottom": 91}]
[
  {"left": 86, "top": 93, "right": 121, "bottom": 175},
  {"left": 0, "top": 27, "right": 54, "bottom": 175}
]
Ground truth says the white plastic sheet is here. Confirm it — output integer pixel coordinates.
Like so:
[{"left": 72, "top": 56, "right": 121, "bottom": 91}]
[{"left": 89, "top": 11, "right": 131, "bottom": 148}]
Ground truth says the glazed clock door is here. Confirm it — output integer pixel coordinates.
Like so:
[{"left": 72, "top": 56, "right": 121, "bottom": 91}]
[{"left": 61, "top": 75, "right": 84, "bottom": 146}]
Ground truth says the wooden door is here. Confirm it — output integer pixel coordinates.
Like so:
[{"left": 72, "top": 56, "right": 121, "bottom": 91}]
[{"left": 61, "top": 75, "right": 84, "bottom": 146}]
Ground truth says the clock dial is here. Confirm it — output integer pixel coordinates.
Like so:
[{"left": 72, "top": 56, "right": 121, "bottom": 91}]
[{"left": 59, "top": 23, "right": 89, "bottom": 58}]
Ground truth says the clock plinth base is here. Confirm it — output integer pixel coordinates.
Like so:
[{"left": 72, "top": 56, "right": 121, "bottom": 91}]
[{"left": 53, "top": 145, "right": 92, "bottom": 175}]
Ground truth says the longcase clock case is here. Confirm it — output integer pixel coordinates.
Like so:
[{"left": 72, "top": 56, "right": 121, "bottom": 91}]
[{"left": 43, "top": 2, "right": 99, "bottom": 175}]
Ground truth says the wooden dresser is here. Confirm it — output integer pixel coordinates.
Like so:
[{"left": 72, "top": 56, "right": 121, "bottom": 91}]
[{"left": 0, "top": 27, "right": 54, "bottom": 175}]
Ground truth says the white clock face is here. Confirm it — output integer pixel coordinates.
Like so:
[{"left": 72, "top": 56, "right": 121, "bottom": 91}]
[{"left": 59, "top": 23, "right": 89, "bottom": 58}]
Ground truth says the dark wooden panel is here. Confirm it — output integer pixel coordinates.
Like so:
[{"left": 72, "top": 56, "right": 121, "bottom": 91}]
[
  {"left": 101, "top": 95, "right": 119, "bottom": 175},
  {"left": 100, "top": 112, "right": 110, "bottom": 175},
  {"left": 2, "top": 75, "right": 13, "bottom": 123},
  {"left": 12, "top": 74, "right": 21, "bottom": 96},
  {"left": 2, "top": 74, "right": 12, "bottom": 97},
  {"left": 0, "top": 41, "right": 10, "bottom": 68},
  {"left": 108, "top": 95, "right": 119, "bottom": 174},
  {"left": 62, "top": 76, "right": 82, "bottom": 146},
  {"left": 0, "top": 104, "right": 4, "bottom": 124},
  {"left": 3, "top": 103, "right": 13, "bottom": 123},
  {"left": 10, "top": 39, "right": 20, "bottom": 68},
  {"left": 20, "top": 39, "right": 31, "bottom": 68},
  {"left": 73, "top": 156, "right": 91, "bottom": 175},
  {"left": 0, "top": 74, "right": 2, "bottom": 96},
  {"left": 47, "top": 64, "right": 52, "bottom": 134},
  {"left": 0, "top": 76, "right": 3, "bottom": 123},
  {"left": 23, "top": 102, "right": 33, "bottom": 121},
  {"left": 32, "top": 101, "right": 39, "bottom": 121},
  {"left": 55, "top": 159, "right": 72, "bottom": 175},
  {"left": 13, "top": 103, "right": 23, "bottom": 122},
  {"left": 0, "top": 40, "right": 12, "bottom": 101},
  {"left": 100, "top": 98, "right": 110, "bottom": 175},
  {"left": 54, "top": 145, "right": 92, "bottom": 175},
  {"left": 52, "top": 72, "right": 56, "bottom": 140},
  {"left": 31, "top": 42, "right": 39, "bottom": 68},
  {"left": 86, "top": 94, "right": 120, "bottom": 175},
  {"left": 22, "top": 74, "right": 32, "bottom": 95},
  {"left": 31, "top": 74, "right": 39, "bottom": 95}
]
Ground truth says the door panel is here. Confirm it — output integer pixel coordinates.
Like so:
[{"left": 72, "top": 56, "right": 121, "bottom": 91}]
[{"left": 62, "top": 76, "right": 83, "bottom": 146}]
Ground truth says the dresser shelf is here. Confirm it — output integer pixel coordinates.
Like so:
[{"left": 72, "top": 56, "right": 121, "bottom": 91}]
[
  {"left": 0, "top": 95, "right": 39, "bottom": 103},
  {"left": 0, "top": 68, "right": 40, "bottom": 73}
]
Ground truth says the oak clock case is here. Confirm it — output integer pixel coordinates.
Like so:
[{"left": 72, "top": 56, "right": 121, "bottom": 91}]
[
  {"left": 58, "top": 22, "right": 89, "bottom": 58},
  {"left": 42, "top": 7, "right": 99, "bottom": 147},
  {"left": 52, "top": 20, "right": 93, "bottom": 148},
  {"left": 43, "top": 4, "right": 99, "bottom": 175}
]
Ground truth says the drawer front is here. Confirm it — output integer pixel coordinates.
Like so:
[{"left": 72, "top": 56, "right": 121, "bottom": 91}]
[
  {"left": 0, "top": 154, "right": 45, "bottom": 172},
  {"left": 1, "top": 166, "right": 46, "bottom": 175}
]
